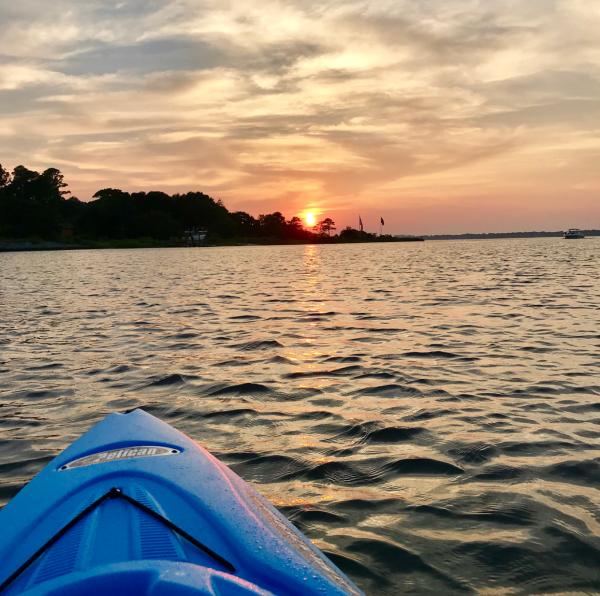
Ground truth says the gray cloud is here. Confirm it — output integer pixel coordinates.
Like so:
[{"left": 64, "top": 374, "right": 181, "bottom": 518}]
[
  {"left": 478, "top": 98, "right": 600, "bottom": 129},
  {"left": 60, "top": 38, "right": 226, "bottom": 75},
  {"left": 481, "top": 70, "right": 600, "bottom": 104},
  {"left": 53, "top": 33, "right": 327, "bottom": 83}
]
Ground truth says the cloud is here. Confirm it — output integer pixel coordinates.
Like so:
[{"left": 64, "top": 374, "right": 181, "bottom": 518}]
[
  {"left": 59, "top": 38, "right": 226, "bottom": 75},
  {"left": 0, "top": 0, "right": 599, "bottom": 232}
]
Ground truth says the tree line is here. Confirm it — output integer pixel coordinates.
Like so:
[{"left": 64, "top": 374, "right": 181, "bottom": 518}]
[{"left": 0, "top": 163, "right": 394, "bottom": 245}]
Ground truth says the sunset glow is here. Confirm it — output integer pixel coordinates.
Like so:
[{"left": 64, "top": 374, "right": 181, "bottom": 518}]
[{"left": 303, "top": 211, "right": 317, "bottom": 228}]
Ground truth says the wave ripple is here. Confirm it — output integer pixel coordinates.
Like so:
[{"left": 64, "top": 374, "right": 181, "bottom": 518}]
[{"left": 1, "top": 238, "right": 599, "bottom": 594}]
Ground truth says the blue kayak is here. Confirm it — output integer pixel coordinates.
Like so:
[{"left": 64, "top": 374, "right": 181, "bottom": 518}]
[{"left": 0, "top": 409, "right": 362, "bottom": 595}]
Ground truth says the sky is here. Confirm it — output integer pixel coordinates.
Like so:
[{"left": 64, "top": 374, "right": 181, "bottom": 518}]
[{"left": 0, "top": 0, "right": 599, "bottom": 234}]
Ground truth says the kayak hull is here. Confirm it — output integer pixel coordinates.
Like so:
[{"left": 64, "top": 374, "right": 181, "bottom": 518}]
[{"left": 0, "top": 409, "right": 361, "bottom": 595}]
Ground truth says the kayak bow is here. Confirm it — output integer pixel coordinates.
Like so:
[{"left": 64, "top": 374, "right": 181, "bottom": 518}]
[{"left": 0, "top": 409, "right": 362, "bottom": 595}]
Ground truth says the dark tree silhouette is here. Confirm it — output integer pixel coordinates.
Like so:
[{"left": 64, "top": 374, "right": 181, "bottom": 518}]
[
  {"left": 339, "top": 226, "right": 372, "bottom": 241},
  {"left": 317, "top": 217, "right": 336, "bottom": 237},
  {"left": 2, "top": 162, "right": 407, "bottom": 246},
  {"left": 287, "top": 216, "right": 303, "bottom": 230},
  {"left": 39, "top": 168, "right": 70, "bottom": 200},
  {"left": 339, "top": 226, "right": 360, "bottom": 241},
  {"left": 286, "top": 216, "right": 308, "bottom": 240},
  {"left": 231, "top": 211, "right": 258, "bottom": 237},
  {"left": 0, "top": 164, "right": 10, "bottom": 187},
  {"left": 0, "top": 165, "right": 77, "bottom": 239},
  {"left": 80, "top": 188, "right": 134, "bottom": 238},
  {"left": 258, "top": 212, "right": 287, "bottom": 238},
  {"left": 172, "top": 191, "right": 234, "bottom": 238},
  {"left": 10, "top": 165, "right": 39, "bottom": 196}
]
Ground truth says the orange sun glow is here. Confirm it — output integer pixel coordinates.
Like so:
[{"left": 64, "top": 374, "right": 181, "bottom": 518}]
[{"left": 304, "top": 211, "right": 317, "bottom": 227}]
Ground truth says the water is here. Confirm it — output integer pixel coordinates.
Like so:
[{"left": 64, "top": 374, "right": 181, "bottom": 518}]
[{"left": 1, "top": 238, "right": 599, "bottom": 594}]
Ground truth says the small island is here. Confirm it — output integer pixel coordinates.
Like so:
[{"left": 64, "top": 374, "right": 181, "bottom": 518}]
[{"left": 0, "top": 163, "right": 423, "bottom": 251}]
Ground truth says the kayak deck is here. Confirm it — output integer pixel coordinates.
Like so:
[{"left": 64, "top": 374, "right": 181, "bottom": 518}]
[{"left": 0, "top": 410, "right": 361, "bottom": 595}]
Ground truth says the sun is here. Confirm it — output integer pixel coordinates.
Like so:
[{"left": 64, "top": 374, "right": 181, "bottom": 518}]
[{"left": 303, "top": 211, "right": 317, "bottom": 227}]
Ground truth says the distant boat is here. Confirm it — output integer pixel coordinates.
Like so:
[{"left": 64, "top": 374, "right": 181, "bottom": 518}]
[
  {"left": 564, "top": 228, "right": 585, "bottom": 239},
  {"left": 183, "top": 228, "right": 208, "bottom": 246}
]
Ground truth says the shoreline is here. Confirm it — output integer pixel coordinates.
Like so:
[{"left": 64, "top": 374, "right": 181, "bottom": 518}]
[
  {"left": 1, "top": 233, "right": 598, "bottom": 253},
  {"left": 0, "top": 236, "right": 425, "bottom": 253}
]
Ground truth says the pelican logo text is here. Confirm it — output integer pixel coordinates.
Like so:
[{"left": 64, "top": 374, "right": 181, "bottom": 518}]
[{"left": 60, "top": 445, "right": 179, "bottom": 470}]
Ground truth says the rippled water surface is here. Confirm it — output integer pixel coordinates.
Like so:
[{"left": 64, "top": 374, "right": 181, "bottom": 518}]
[{"left": 1, "top": 239, "right": 599, "bottom": 593}]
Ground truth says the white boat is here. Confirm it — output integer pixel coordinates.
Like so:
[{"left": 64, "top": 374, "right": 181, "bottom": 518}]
[
  {"left": 183, "top": 228, "right": 208, "bottom": 246},
  {"left": 564, "top": 228, "right": 585, "bottom": 239}
]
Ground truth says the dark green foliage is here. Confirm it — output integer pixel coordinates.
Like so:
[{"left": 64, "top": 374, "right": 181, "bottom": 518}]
[
  {"left": 0, "top": 164, "right": 11, "bottom": 187},
  {"left": 0, "top": 162, "right": 409, "bottom": 245},
  {"left": 0, "top": 165, "right": 75, "bottom": 239},
  {"left": 286, "top": 216, "right": 311, "bottom": 241},
  {"left": 339, "top": 226, "right": 372, "bottom": 241},
  {"left": 0, "top": 163, "right": 319, "bottom": 243},
  {"left": 258, "top": 211, "right": 287, "bottom": 238},
  {"left": 80, "top": 189, "right": 135, "bottom": 238},
  {"left": 317, "top": 217, "right": 336, "bottom": 237},
  {"left": 171, "top": 192, "right": 234, "bottom": 238},
  {"left": 231, "top": 211, "right": 259, "bottom": 237}
]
